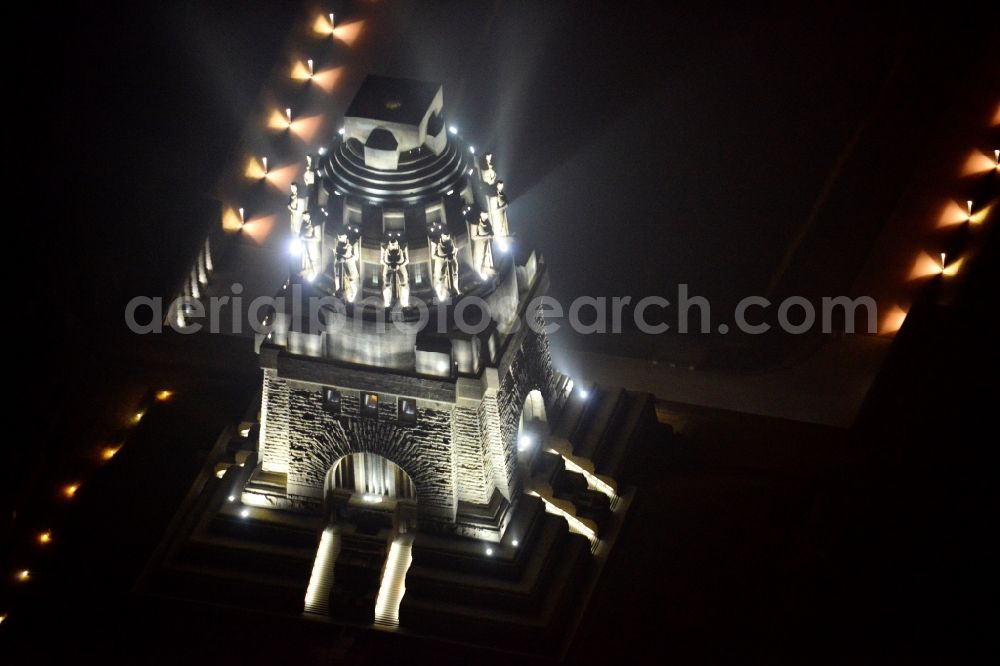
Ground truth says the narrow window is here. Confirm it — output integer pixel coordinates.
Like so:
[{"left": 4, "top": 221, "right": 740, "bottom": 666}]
[
  {"left": 362, "top": 392, "right": 380, "bottom": 419},
  {"left": 398, "top": 398, "right": 417, "bottom": 424},
  {"left": 323, "top": 388, "right": 341, "bottom": 414}
]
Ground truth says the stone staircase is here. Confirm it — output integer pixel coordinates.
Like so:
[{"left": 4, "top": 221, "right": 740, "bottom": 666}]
[
  {"left": 373, "top": 533, "right": 415, "bottom": 628},
  {"left": 303, "top": 525, "right": 341, "bottom": 614},
  {"left": 529, "top": 384, "right": 655, "bottom": 541}
]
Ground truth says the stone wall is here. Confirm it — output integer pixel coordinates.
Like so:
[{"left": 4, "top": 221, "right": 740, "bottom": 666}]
[
  {"left": 453, "top": 406, "right": 492, "bottom": 504},
  {"left": 257, "top": 306, "right": 562, "bottom": 527},
  {"left": 260, "top": 371, "right": 290, "bottom": 474},
  {"left": 492, "top": 307, "right": 563, "bottom": 498},
  {"left": 272, "top": 382, "right": 456, "bottom": 521}
]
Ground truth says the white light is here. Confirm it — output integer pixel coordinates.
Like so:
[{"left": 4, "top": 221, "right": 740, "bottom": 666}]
[
  {"left": 305, "top": 527, "right": 338, "bottom": 610},
  {"left": 337, "top": 127, "right": 345, "bottom": 135},
  {"left": 334, "top": 190, "right": 342, "bottom": 196},
  {"left": 227, "top": 495, "right": 236, "bottom": 502},
  {"left": 578, "top": 388, "right": 590, "bottom": 399},
  {"left": 512, "top": 539, "right": 519, "bottom": 547},
  {"left": 468, "top": 168, "right": 474, "bottom": 175},
  {"left": 307, "top": 58, "right": 314, "bottom": 77},
  {"left": 448, "top": 125, "right": 458, "bottom": 135},
  {"left": 286, "top": 107, "right": 293, "bottom": 126},
  {"left": 289, "top": 239, "right": 303, "bottom": 256},
  {"left": 518, "top": 433, "right": 532, "bottom": 451},
  {"left": 940, "top": 252, "right": 947, "bottom": 272},
  {"left": 446, "top": 189, "right": 454, "bottom": 196},
  {"left": 995, "top": 149, "right": 999, "bottom": 167},
  {"left": 329, "top": 12, "right": 335, "bottom": 29},
  {"left": 485, "top": 547, "right": 493, "bottom": 556},
  {"left": 362, "top": 494, "right": 383, "bottom": 503},
  {"left": 469, "top": 145, "right": 475, "bottom": 154},
  {"left": 238, "top": 207, "right": 245, "bottom": 226},
  {"left": 318, "top": 146, "right": 327, "bottom": 155},
  {"left": 262, "top": 156, "right": 268, "bottom": 174},
  {"left": 495, "top": 237, "right": 509, "bottom": 252},
  {"left": 240, "top": 508, "right": 250, "bottom": 518},
  {"left": 967, "top": 200, "right": 973, "bottom": 218}
]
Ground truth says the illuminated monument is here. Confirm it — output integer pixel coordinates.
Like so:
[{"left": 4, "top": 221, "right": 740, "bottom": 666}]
[{"left": 145, "top": 75, "right": 657, "bottom": 656}]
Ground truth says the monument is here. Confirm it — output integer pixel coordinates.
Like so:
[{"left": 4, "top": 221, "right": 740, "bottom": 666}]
[{"left": 143, "top": 75, "right": 657, "bottom": 656}]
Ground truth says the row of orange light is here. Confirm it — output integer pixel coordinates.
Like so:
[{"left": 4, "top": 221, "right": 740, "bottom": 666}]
[
  {"left": 887, "top": 146, "right": 997, "bottom": 334},
  {"left": 7, "top": 389, "right": 174, "bottom": 603},
  {"left": 235, "top": 10, "right": 362, "bottom": 234}
]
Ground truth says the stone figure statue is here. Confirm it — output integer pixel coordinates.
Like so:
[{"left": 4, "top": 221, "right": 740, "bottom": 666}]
[
  {"left": 288, "top": 182, "right": 305, "bottom": 236},
  {"left": 434, "top": 231, "right": 460, "bottom": 301},
  {"left": 489, "top": 180, "right": 509, "bottom": 238},
  {"left": 471, "top": 211, "right": 495, "bottom": 278},
  {"left": 333, "top": 230, "right": 359, "bottom": 302},
  {"left": 304, "top": 154, "right": 326, "bottom": 211},
  {"left": 480, "top": 151, "right": 497, "bottom": 186},
  {"left": 380, "top": 235, "right": 410, "bottom": 308},
  {"left": 299, "top": 212, "right": 324, "bottom": 282}
]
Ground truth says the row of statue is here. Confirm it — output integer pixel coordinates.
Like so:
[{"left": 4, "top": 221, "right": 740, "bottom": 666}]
[{"left": 285, "top": 147, "right": 511, "bottom": 308}]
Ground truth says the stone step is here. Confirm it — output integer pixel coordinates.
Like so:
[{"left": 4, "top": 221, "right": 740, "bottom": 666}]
[
  {"left": 373, "top": 533, "right": 415, "bottom": 627},
  {"left": 303, "top": 525, "right": 341, "bottom": 615}
]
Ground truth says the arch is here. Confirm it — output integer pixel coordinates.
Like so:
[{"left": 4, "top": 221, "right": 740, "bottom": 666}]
[
  {"left": 328, "top": 452, "right": 416, "bottom": 502},
  {"left": 298, "top": 418, "right": 452, "bottom": 520},
  {"left": 517, "top": 389, "right": 548, "bottom": 460},
  {"left": 520, "top": 389, "right": 547, "bottom": 425}
]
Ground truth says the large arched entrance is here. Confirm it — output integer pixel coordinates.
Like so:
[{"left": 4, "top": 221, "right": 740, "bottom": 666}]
[
  {"left": 517, "top": 389, "right": 548, "bottom": 460},
  {"left": 327, "top": 452, "right": 417, "bottom": 506}
]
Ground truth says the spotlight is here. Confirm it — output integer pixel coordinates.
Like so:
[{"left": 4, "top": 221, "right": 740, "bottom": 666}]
[
  {"left": 285, "top": 107, "right": 293, "bottom": 126},
  {"left": 995, "top": 149, "right": 999, "bottom": 168},
  {"left": 238, "top": 207, "right": 246, "bottom": 226},
  {"left": 448, "top": 125, "right": 457, "bottom": 135},
  {"left": 940, "top": 252, "right": 947, "bottom": 273},
  {"left": 518, "top": 433, "right": 532, "bottom": 451},
  {"left": 469, "top": 145, "right": 475, "bottom": 154},
  {"left": 318, "top": 146, "right": 327, "bottom": 155},
  {"left": 512, "top": 539, "right": 519, "bottom": 547},
  {"left": 307, "top": 58, "right": 314, "bottom": 78},
  {"left": 289, "top": 239, "right": 303, "bottom": 256},
  {"left": 37, "top": 530, "right": 52, "bottom": 545},
  {"left": 578, "top": 388, "right": 590, "bottom": 399},
  {"left": 967, "top": 200, "right": 973, "bottom": 219},
  {"left": 16, "top": 569, "right": 30, "bottom": 582},
  {"left": 485, "top": 548, "right": 493, "bottom": 556},
  {"left": 155, "top": 390, "right": 173, "bottom": 402},
  {"left": 228, "top": 495, "right": 236, "bottom": 502},
  {"left": 329, "top": 12, "right": 335, "bottom": 29},
  {"left": 337, "top": 127, "right": 345, "bottom": 135},
  {"left": 100, "top": 446, "right": 120, "bottom": 461},
  {"left": 62, "top": 483, "right": 80, "bottom": 499},
  {"left": 240, "top": 508, "right": 250, "bottom": 518},
  {"left": 262, "top": 156, "right": 269, "bottom": 175},
  {"left": 468, "top": 168, "right": 474, "bottom": 175}
]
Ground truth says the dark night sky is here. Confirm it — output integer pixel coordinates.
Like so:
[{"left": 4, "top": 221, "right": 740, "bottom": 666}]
[
  {"left": 9, "top": 0, "right": 998, "bottom": 660},
  {"left": 20, "top": 0, "right": 998, "bottom": 530},
  {"left": 35, "top": 0, "right": 996, "bottom": 355}
]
